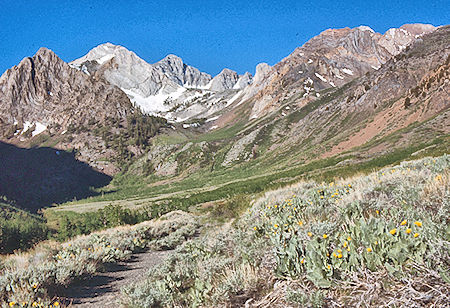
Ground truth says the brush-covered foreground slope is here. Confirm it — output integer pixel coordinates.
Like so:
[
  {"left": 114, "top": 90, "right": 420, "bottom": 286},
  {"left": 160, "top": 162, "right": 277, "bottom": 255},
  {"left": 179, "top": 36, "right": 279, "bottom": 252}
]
[
  {"left": 55, "top": 25, "right": 449, "bottom": 214},
  {"left": 120, "top": 155, "right": 450, "bottom": 307},
  {"left": 0, "top": 211, "right": 199, "bottom": 307},
  {"left": 2, "top": 155, "right": 448, "bottom": 307}
]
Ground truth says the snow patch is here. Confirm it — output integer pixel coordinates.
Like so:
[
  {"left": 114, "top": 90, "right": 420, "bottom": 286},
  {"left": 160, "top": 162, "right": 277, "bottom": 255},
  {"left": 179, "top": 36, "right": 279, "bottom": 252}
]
[
  {"left": 123, "top": 87, "right": 186, "bottom": 114},
  {"left": 400, "top": 28, "right": 409, "bottom": 35},
  {"left": 307, "top": 59, "right": 313, "bottom": 64},
  {"left": 371, "top": 65, "right": 381, "bottom": 70},
  {"left": 97, "top": 54, "right": 115, "bottom": 65},
  {"left": 315, "top": 73, "right": 327, "bottom": 82},
  {"left": 32, "top": 122, "right": 47, "bottom": 136},
  {"left": 209, "top": 125, "right": 218, "bottom": 130},
  {"left": 357, "top": 25, "right": 375, "bottom": 33},
  {"left": 23, "top": 121, "right": 33, "bottom": 133},
  {"left": 182, "top": 123, "right": 200, "bottom": 129},
  {"left": 342, "top": 68, "right": 354, "bottom": 76},
  {"left": 329, "top": 81, "right": 336, "bottom": 87},
  {"left": 205, "top": 116, "right": 219, "bottom": 123},
  {"left": 227, "top": 90, "right": 243, "bottom": 107}
]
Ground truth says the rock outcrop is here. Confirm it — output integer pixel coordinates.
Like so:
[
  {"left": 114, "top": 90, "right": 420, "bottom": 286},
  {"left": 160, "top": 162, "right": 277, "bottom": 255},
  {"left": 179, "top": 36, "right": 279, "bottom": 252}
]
[
  {"left": 153, "top": 54, "right": 212, "bottom": 88},
  {"left": 0, "top": 47, "right": 133, "bottom": 136},
  {"left": 208, "top": 68, "right": 239, "bottom": 92},
  {"left": 242, "top": 24, "right": 437, "bottom": 118}
]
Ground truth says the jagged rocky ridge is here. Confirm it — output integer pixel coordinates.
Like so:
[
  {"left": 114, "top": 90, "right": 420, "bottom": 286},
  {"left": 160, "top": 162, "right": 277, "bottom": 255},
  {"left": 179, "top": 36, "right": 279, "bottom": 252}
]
[
  {"left": 70, "top": 43, "right": 253, "bottom": 121},
  {"left": 0, "top": 47, "right": 165, "bottom": 175},
  {"left": 0, "top": 23, "right": 446, "bottom": 182},
  {"left": 229, "top": 24, "right": 438, "bottom": 119},
  {"left": 130, "top": 25, "right": 449, "bottom": 176}
]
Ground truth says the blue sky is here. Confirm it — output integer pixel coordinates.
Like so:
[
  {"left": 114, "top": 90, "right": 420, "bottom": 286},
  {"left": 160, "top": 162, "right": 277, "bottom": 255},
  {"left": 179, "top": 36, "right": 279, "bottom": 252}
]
[{"left": 0, "top": 0, "right": 448, "bottom": 76}]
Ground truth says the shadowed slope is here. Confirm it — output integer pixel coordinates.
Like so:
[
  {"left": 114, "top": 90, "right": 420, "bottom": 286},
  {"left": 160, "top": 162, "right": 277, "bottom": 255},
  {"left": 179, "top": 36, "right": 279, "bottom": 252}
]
[{"left": 0, "top": 142, "right": 111, "bottom": 211}]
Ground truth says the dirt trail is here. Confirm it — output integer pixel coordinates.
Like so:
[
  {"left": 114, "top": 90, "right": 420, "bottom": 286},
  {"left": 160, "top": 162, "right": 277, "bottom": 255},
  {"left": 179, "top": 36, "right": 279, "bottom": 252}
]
[{"left": 63, "top": 250, "right": 171, "bottom": 307}]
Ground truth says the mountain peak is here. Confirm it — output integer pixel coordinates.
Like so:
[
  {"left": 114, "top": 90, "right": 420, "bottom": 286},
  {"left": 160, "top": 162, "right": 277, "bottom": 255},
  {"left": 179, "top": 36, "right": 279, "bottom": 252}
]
[
  {"left": 356, "top": 25, "right": 375, "bottom": 33},
  {"left": 153, "top": 54, "right": 211, "bottom": 88},
  {"left": 208, "top": 68, "right": 239, "bottom": 91},
  {"left": 399, "top": 23, "right": 436, "bottom": 36},
  {"left": 161, "top": 54, "right": 183, "bottom": 61},
  {"left": 35, "top": 47, "right": 52, "bottom": 55}
]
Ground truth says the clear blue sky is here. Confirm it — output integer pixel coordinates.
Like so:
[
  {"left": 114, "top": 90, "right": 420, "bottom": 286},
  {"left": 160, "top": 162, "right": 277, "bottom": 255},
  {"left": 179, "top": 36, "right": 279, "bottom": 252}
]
[{"left": 0, "top": 0, "right": 448, "bottom": 76}]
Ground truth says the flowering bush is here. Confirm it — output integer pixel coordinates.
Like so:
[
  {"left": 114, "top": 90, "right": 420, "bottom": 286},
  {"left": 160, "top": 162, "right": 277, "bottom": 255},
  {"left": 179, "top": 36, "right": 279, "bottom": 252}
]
[{"left": 0, "top": 211, "right": 197, "bottom": 306}]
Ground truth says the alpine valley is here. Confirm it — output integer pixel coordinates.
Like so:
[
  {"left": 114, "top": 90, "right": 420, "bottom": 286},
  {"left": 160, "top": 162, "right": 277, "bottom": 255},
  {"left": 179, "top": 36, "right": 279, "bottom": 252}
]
[{"left": 0, "top": 23, "right": 449, "bottom": 307}]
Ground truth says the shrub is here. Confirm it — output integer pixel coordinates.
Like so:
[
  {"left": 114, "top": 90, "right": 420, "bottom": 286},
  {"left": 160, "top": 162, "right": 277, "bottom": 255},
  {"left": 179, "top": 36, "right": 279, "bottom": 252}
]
[{"left": 0, "top": 204, "right": 48, "bottom": 254}]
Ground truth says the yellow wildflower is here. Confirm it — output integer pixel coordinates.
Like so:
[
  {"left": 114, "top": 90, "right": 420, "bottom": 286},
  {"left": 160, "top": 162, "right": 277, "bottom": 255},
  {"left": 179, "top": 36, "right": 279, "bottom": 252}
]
[
  {"left": 323, "top": 234, "right": 328, "bottom": 239},
  {"left": 414, "top": 233, "right": 419, "bottom": 238},
  {"left": 307, "top": 232, "right": 313, "bottom": 237},
  {"left": 347, "top": 236, "right": 352, "bottom": 241},
  {"left": 389, "top": 228, "right": 397, "bottom": 235},
  {"left": 337, "top": 249, "right": 342, "bottom": 253},
  {"left": 376, "top": 210, "right": 380, "bottom": 215},
  {"left": 366, "top": 247, "right": 372, "bottom": 252},
  {"left": 300, "top": 258, "right": 305, "bottom": 264},
  {"left": 343, "top": 241, "right": 348, "bottom": 248},
  {"left": 9, "top": 302, "right": 15, "bottom": 307},
  {"left": 253, "top": 226, "right": 257, "bottom": 231},
  {"left": 406, "top": 228, "right": 412, "bottom": 234},
  {"left": 333, "top": 252, "right": 337, "bottom": 258},
  {"left": 400, "top": 220, "right": 407, "bottom": 226},
  {"left": 54, "top": 302, "right": 60, "bottom": 307},
  {"left": 297, "top": 221, "right": 303, "bottom": 226},
  {"left": 320, "top": 196, "right": 324, "bottom": 199},
  {"left": 337, "top": 253, "right": 343, "bottom": 258},
  {"left": 327, "top": 265, "right": 331, "bottom": 269},
  {"left": 274, "top": 224, "right": 278, "bottom": 228},
  {"left": 347, "top": 247, "right": 350, "bottom": 251},
  {"left": 414, "top": 221, "right": 422, "bottom": 227}
]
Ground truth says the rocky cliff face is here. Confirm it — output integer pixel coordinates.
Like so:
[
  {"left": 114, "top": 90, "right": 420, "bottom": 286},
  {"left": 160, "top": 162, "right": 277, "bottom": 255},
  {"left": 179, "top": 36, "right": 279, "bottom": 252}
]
[
  {"left": 229, "top": 24, "right": 437, "bottom": 119},
  {"left": 70, "top": 43, "right": 245, "bottom": 120},
  {"left": 70, "top": 43, "right": 181, "bottom": 98},
  {"left": 0, "top": 47, "right": 133, "bottom": 136},
  {"left": 0, "top": 47, "right": 142, "bottom": 175},
  {"left": 208, "top": 68, "right": 239, "bottom": 92},
  {"left": 233, "top": 72, "right": 253, "bottom": 89},
  {"left": 153, "top": 54, "right": 212, "bottom": 88}
]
